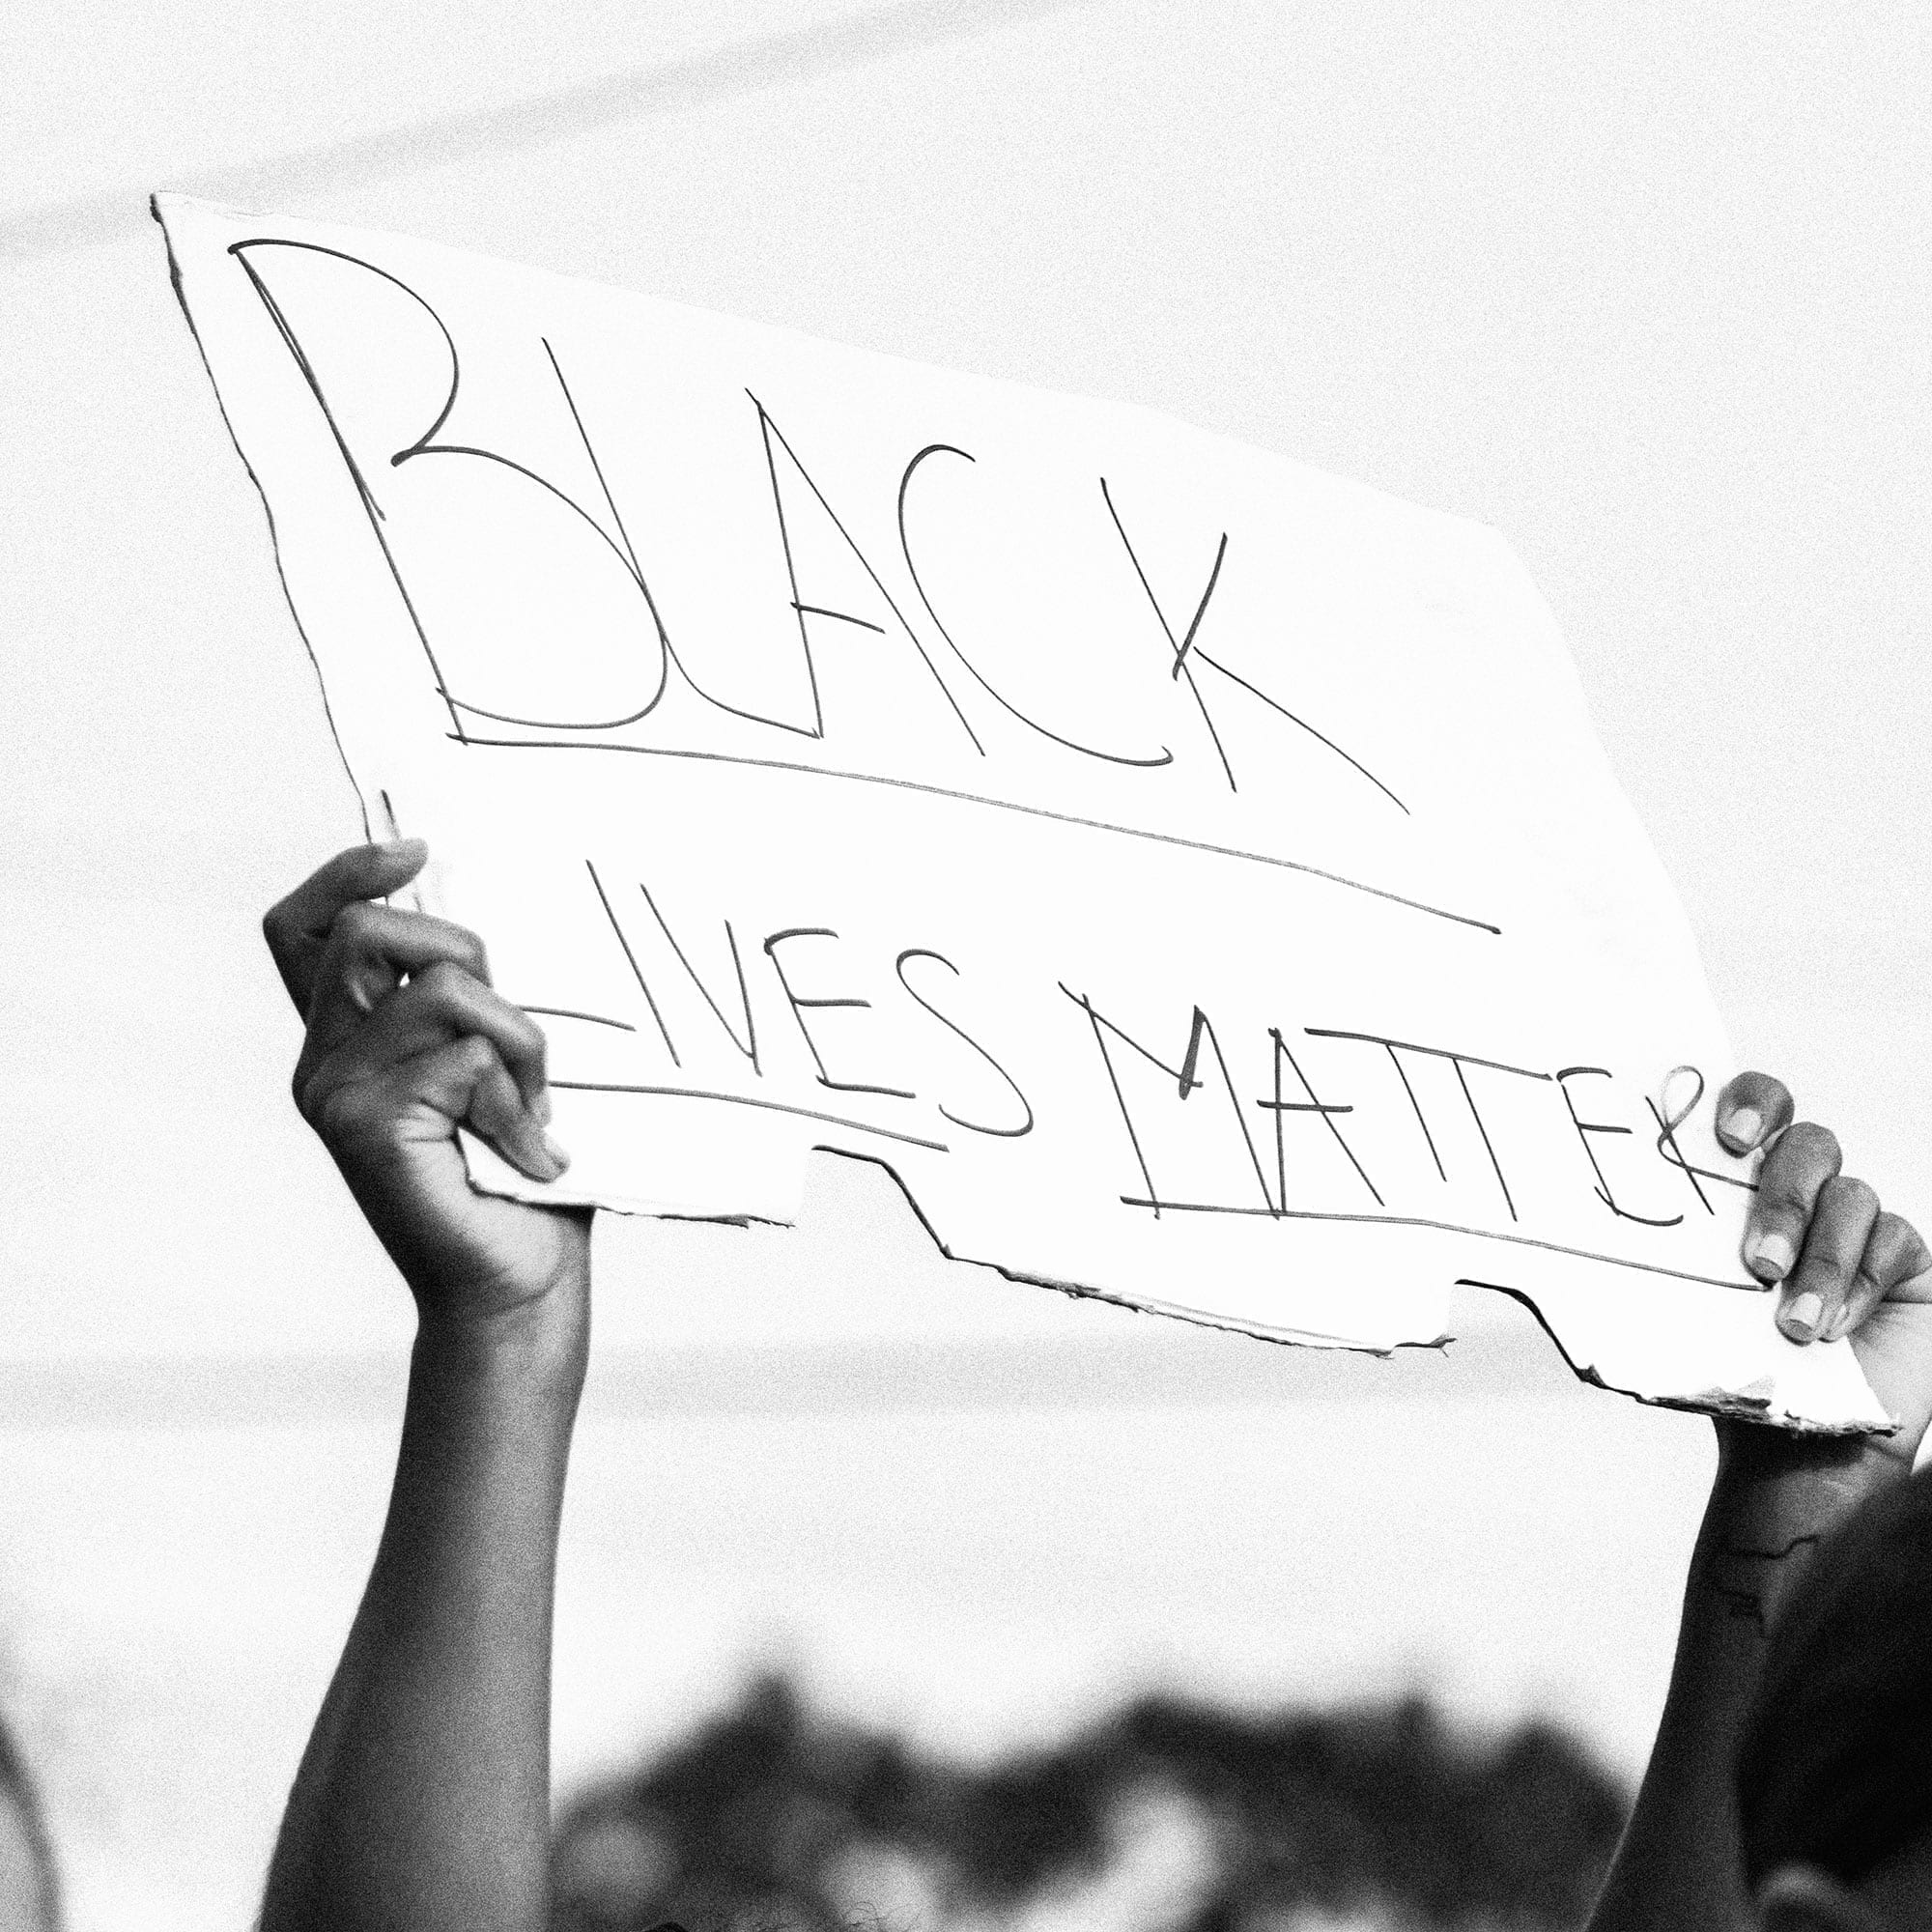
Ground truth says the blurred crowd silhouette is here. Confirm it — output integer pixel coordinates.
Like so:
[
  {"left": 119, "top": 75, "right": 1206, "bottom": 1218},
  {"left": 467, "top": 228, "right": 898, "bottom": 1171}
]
[
  {"left": 552, "top": 1675, "right": 1627, "bottom": 1932},
  {"left": 0, "top": 1716, "right": 56, "bottom": 1932}
]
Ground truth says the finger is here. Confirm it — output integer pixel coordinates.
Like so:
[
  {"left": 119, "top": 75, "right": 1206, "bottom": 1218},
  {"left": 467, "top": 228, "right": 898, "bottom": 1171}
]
[
  {"left": 1830, "top": 1209, "right": 1932, "bottom": 1341},
  {"left": 320, "top": 1035, "right": 565, "bottom": 1184},
  {"left": 303, "top": 902, "right": 491, "bottom": 1063},
  {"left": 1743, "top": 1120, "right": 1842, "bottom": 1287},
  {"left": 460, "top": 1045, "right": 568, "bottom": 1184},
  {"left": 1714, "top": 1070, "right": 1795, "bottom": 1156},
  {"left": 298, "top": 963, "right": 550, "bottom": 1122},
  {"left": 1776, "top": 1173, "right": 1880, "bottom": 1343},
  {"left": 264, "top": 839, "right": 429, "bottom": 1012}
]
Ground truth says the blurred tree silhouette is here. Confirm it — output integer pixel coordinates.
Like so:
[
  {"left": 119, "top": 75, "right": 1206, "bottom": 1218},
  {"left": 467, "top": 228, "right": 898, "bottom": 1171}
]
[{"left": 552, "top": 1674, "right": 1626, "bottom": 1932}]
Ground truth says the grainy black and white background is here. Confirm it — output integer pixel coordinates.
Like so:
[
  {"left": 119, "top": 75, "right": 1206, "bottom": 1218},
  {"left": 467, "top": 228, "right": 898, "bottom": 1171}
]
[{"left": 3, "top": 4, "right": 1929, "bottom": 1925}]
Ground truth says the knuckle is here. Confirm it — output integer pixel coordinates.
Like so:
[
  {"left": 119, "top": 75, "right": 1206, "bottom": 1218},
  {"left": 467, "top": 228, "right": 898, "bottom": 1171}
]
[
  {"left": 1830, "top": 1174, "right": 1881, "bottom": 1222},
  {"left": 425, "top": 915, "right": 487, "bottom": 970},
  {"left": 293, "top": 1052, "right": 343, "bottom": 1128},
  {"left": 1785, "top": 1121, "right": 1842, "bottom": 1169},
  {"left": 1872, "top": 1208, "right": 1916, "bottom": 1255},
  {"left": 334, "top": 901, "right": 380, "bottom": 949},
  {"left": 412, "top": 957, "right": 467, "bottom": 999},
  {"left": 452, "top": 1034, "right": 497, "bottom": 1078},
  {"left": 1870, "top": 1209, "right": 1929, "bottom": 1276},
  {"left": 1794, "top": 1243, "right": 1852, "bottom": 1294},
  {"left": 298, "top": 1067, "right": 350, "bottom": 1135},
  {"left": 475, "top": 1064, "right": 520, "bottom": 1116},
  {"left": 467, "top": 1068, "right": 520, "bottom": 1135},
  {"left": 315, "top": 1080, "right": 385, "bottom": 1149},
  {"left": 1758, "top": 1123, "right": 1840, "bottom": 1206}
]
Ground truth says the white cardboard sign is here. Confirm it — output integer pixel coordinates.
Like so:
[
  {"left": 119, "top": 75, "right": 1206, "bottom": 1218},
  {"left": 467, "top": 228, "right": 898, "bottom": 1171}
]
[{"left": 156, "top": 193, "right": 1885, "bottom": 1433}]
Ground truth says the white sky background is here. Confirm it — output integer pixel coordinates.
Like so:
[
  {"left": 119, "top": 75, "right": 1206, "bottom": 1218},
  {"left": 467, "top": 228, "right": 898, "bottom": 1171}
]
[{"left": 3, "top": 3, "right": 1931, "bottom": 1928}]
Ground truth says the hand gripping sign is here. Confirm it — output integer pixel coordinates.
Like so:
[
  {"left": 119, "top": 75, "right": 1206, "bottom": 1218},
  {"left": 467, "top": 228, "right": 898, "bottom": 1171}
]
[{"left": 156, "top": 193, "right": 1886, "bottom": 1433}]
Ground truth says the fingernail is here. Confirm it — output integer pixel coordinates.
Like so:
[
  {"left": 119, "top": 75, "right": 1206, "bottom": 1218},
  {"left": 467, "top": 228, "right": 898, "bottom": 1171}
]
[
  {"left": 542, "top": 1132, "right": 571, "bottom": 1175},
  {"left": 1747, "top": 1230, "right": 1797, "bottom": 1281},
  {"left": 1783, "top": 1291, "right": 1825, "bottom": 1340},
  {"left": 1724, "top": 1106, "right": 1763, "bottom": 1150}
]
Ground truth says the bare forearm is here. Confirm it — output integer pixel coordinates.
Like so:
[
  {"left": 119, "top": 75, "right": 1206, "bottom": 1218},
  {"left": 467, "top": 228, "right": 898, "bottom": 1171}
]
[
  {"left": 262, "top": 1293, "right": 588, "bottom": 1932},
  {"left": 1588, "top": 1432, "right": 1899, "bottom": 1932},
  {"left": 1589, "top": 1493, "right": 1781, "bottom": 1930}
]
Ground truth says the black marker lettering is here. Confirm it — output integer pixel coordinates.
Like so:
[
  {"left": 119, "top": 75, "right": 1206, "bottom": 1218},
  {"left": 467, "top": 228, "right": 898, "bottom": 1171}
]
[
  {"left": 1068, "top": 988, "right": 1161, "bottom": 1216},
  {"left": 1106, "top": 1198, "right": 1766, "bottom": 1293},
  {"left": 1258, "top": 1030, "right": 1382, "bottom": 1207},
  {"left": 898, "top": 445, "right": 1175, "bottom": 770},
  {"left": 1383, "top": 1042, "right": 1446, "bottom": 1181},
  {"left": 762, "top": 927, "right": 914, "bottom": 1100},
  {"left": 547, "top": 346, "right": 815, "bottom": 738},
  {"left": 636, "top": 881, "right": 759, "bottom": 1075},
  {"left": 1099, "top": 478, "right": 1237, "bottom": 789},
  {"left": 1194, "top": 648, "right": 1410, "bottom": 814},
  {"left": 1099, "top": 478, "right": 1409, "bottom": 812},
  {"left": 1647, "top": 1067, "right": 1757, "bottom": 1214},
  {"left": 518, "top": 1005, "right": 638, "bottom": 1033},
  {"left": 454, "top": 736, "right": 1505, "bottom": 936},
  {"left": 1304, "top": 1027, "right": 1549, "bottom": 1212},
  {"left": 1451, "top": 1056, "right": 1535, "bottom": 1223},
  {"left": 895, "top": 949, "right": 1033, "bottom": 1138},
  {"left": 231, "top": 241, "right": 672, "bottom": 733},
  {"left": 1556, "top": 1066, "right": 1684, "bottom": 1228},
  {"left": 584, "top": 860, "right": 677, "bottom": 1065},
  {"left": 751, "top": 397, "right": 985, "bottom": 752},
  {"left": 549, "top": 1079, "right": 948, "bottom": 1153},
  {"left": 1061, "top": 987, "right": 1274, "bottom": 1214}
]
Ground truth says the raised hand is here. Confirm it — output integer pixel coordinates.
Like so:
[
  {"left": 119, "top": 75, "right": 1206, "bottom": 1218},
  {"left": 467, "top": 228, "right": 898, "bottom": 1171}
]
[
  {"left": 1716, "top": 1070, "right": 1932, "bottom": 1464},
  {"left": 263, "top": 838, "right": 589, "bottom": 1332},
  {"left": 1587, "top": 1074, "right": 1932, "bottom": 1932},
  {"left": 260, "top": 840, "right": 591, "bottom": 1932}
]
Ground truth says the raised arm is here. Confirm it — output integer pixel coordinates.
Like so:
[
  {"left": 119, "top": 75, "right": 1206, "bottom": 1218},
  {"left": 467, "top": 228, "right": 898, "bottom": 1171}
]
[
  {"left": 1587, "top": 1071, "right": 1932, "bottom": 1932},
  {"left": 258, "top": 840, "right": 590, "bottom": 1932}
]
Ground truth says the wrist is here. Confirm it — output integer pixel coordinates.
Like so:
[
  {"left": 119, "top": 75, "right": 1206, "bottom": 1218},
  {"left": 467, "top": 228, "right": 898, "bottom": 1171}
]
[
  {"left": 412, "top": 1264, "right": 591, "bottom": 1411},
  {"left": 1713, "top": 1420, "right": 1904, "bottom": 1522},
  {"left": 1696, "top": 1424, "right": 1906, "bottom": 1634}
]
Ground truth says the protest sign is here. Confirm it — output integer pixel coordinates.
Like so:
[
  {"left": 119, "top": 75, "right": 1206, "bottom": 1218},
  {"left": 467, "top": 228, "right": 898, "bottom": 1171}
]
[{"left": 156, "top": 193, "right": 1885, "bottom": 1432}]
